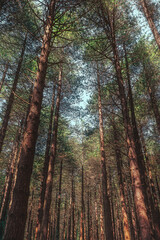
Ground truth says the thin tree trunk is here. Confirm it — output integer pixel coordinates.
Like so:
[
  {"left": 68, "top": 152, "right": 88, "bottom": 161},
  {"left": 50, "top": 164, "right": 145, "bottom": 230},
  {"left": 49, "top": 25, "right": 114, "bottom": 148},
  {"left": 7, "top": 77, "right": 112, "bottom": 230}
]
[
  {"left": 108, "top": 170, "right": 116, "bottom": 240},
  {"left": 140, "top": 126, "right": 160, "bottom": 239},
  {"left": 0, "top": 120, "right": 23, "bottom": 223},
  {"left": 96, "top": 64, "right": 113, "bottom": 240},
  {"left": 112, "top": 121, "right": 131, "bottom": 240},
  {"left": 0, "top": 140, "right": 19, "bottom": 239},
  {"left": 26, "top": 190, "right": 34, "bottom": 240},
  {"left": 56, "top": 159, "right": 63, "bottom": 240},
  {"left": 67, "top": 197, "right": 72, "bottom": 240},
  {"left": 39, "top": 66, "right": 62, "bottom": 240},
  {"left": 3, "top": 2, "right": 55, "bottom": 239},
  {"left": 140, "top": 0, "right": 160, "bottom": 49},
  {"left": 147, "top": 81, "right": 160, "bottom": 135},
  {"left": 0, "top": 36, "right": 27, "bottom": 153},
  {"left": 72, "top": 170, "right": 75, "bottom": 240},
  {"left": 80, "top": 165, "right": 85, "bottom": 240},
  {"left": 155, "top": 174, "right": 160, "bottom": 199},
  {"left": 62, "top": 196, "right": 67, "bottom": 240},
  {"left": 94, "top": 190, "right": 99, "bottom": 240},
  {"left": 87, "top": 189, "right": 91, "bottom": 240},
  {"left": 0, "top": 62, "right": 9, "bottom": 92},
  {"left": 35, "top": 85, "right": 56, "bottom": 239},
  {"left": 52, "top": 192, "right": 58, "bottom": 240}
]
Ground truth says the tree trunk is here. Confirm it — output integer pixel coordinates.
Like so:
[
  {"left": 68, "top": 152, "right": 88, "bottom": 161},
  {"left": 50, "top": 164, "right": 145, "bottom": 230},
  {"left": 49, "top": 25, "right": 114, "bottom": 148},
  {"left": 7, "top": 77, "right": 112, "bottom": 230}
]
[
  {"left": 140, "top": 126, "right": 160, "bottom": 239},
  {"left": 112, "top": 121, "right": 131, "bottom": 240},
  {"left": 94, "top": 190, "right": 99, "bottom": 240},
  {"left": 80, "top": 165, "right": 85, "bottom": 240},
  {"left": 108, "top": 23, "right": 152, "bottom": 239},
  {"left": 140, "top": 0, "right": 160, "bottom": 50},
  {"left": 26, "top": 190, "right": 34, "bottom": 240},
  {"left": 124, "top": 43, "right": 160, "bottom": 238},
  {"left": 67, "top": 197, "right": 72, "bottom": 240},
  {"left": 0, "top": 36, "right": 27, "bottom": 153},
  {"left": 97, "top": 64, "right": 113, "bottom": 240},
  {"left": 35, "top": 85, "right": 56, "bottom": 239},
  {"left": 0, "top": 62, "right": 9, "bottom": 93},
  {"left": 0, "top": 120, "right": 23, "bottom": 236},
  {"left": 52, "top": 192, "right": 58, "bottom": 240},
  {"left": 56, "top": 159, "right": 63, "bottom": 240},
  {"left": 98, "top": 4, "right": 151, "bottom": 237},
  {"left": 62, "top": 196, "right": 67, "bottom": 240},
  {"left": 72, "top": 170, "right": 75, "bottom": 240},
  {"left": 0, "top": 137, "right": 19, "bottom": 239},
  {"left": 39, "top": 65, "right": 62, "bottom": 240},
  {"left": 147, "top": 82, "right": 160, "bottom": 135},
  {"left": 3, "top": 2, "right": 55, "bottom": 239}
]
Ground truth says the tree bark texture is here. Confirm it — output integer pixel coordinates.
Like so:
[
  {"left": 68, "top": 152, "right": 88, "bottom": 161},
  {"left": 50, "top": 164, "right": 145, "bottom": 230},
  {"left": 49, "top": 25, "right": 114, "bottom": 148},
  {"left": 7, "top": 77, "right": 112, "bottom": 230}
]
[
  {"left": 112, "top": 121, "right": 131, "bottom": 240},
  {"left": 35, "top": 85, "right": 56, "bottom": 239},
  {"left": 0, "top": 36, "right": 27, "bottom": 153},
  {"left": 140, "top": 0, "right": 160, "bottom": 50},
  {"left": 39, "top": 65, "right": 62, "bottom": 240},
  {"left": 3, "top": 2, "right": 55, "bottom": 239},
  {"left": 97, "top": 64, "right": 114, "bottom": 240},
  {"left": 56, "top": 159, "right": 63, "bottom": 240}
]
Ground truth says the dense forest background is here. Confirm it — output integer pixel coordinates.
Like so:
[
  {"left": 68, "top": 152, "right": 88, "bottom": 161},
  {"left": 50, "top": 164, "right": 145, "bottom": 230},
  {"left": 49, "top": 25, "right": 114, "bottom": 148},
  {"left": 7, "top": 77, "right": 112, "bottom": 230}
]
[{"left": 0, "top": 0, "right": 160, "bottom": 240}]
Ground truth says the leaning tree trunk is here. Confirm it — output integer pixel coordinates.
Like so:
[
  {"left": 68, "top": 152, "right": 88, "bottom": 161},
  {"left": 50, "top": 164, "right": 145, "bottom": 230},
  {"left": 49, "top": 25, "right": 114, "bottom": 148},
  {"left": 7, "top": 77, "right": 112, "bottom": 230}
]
[
  {"left": 124, "top": 43, "right": 160, "bottom": 239},
  {"left": 98, "top": 4, "right": 151, "bottom": 236},
  {"left": 35, "top": 85, "right": 56, "bottom": 239},
  {"left": 39, "top": 66, "right": 62, "bottom": 240},
  {"left": 3, "top": 2, "right": 56, "bottom": 239},
  {"left": 0, "top": 121, "right": 23, "bottom": 223},
  {"left": 97, "top": 64, "right": 113, "bottom": 240},
  {"left": 0, "top": 125, "right": 22, "bottom": 239},
  {"left": 0, "top": 61, "right": 9, "bottom": 93},
  {"left": 140, "top": 0, "right": 160, "bottom": 50},
  {"left": 0, "top": 36, "right": 27, "bottom": 153},
  {"left": 111, "top": 36, "right": 151, "bottom": 239}
]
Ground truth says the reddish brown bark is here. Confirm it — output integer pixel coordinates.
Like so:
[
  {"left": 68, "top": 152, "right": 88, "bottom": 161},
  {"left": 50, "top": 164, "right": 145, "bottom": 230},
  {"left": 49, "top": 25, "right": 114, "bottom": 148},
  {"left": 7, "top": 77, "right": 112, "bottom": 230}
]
[
  {"left": 26, "top": 190, "right": 34, "bottom": 240},
  {"left": 97, "top": 4, "right": 151, "bottom": 235},
  {"left": 35, "top": 85, "right": 55, "bottom": 239},
  {"left": 112, "top": 122, "right": 131, "bottom": 240},
  {"left": 97, "top": 64, "right": 113, "bottom": 240},
  {"left": 124, "top": 43, "right": 160, "bottom": 238},
  {"left": 106, "top": 14, "right": 152, "bottom": 238},
  {"left": 39, "top": 66, "right": 62, "bottom": 240},
  {"left": 56, "top": 159, "right": 63, "bottom": 240},
  {"left": 140, "top": 127, "right": 160, "bottom": 239},
  {"left": 0, "top": 120, "right": 23, "bottom": 223},
  {"left": 94, "top": 190, "right": 99, "bottom": 240},
  {"left": 3, "top": 2, "right": 55, "bottom": 239},
  {"left": 0, "top": 62, "right": 8, "bottom": 93},
  {"left": 140, "top": 0, "right": 160, "bottom": 50},
  {"left": 0, "top": 36, "right": 27, "bottom": 153}
]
